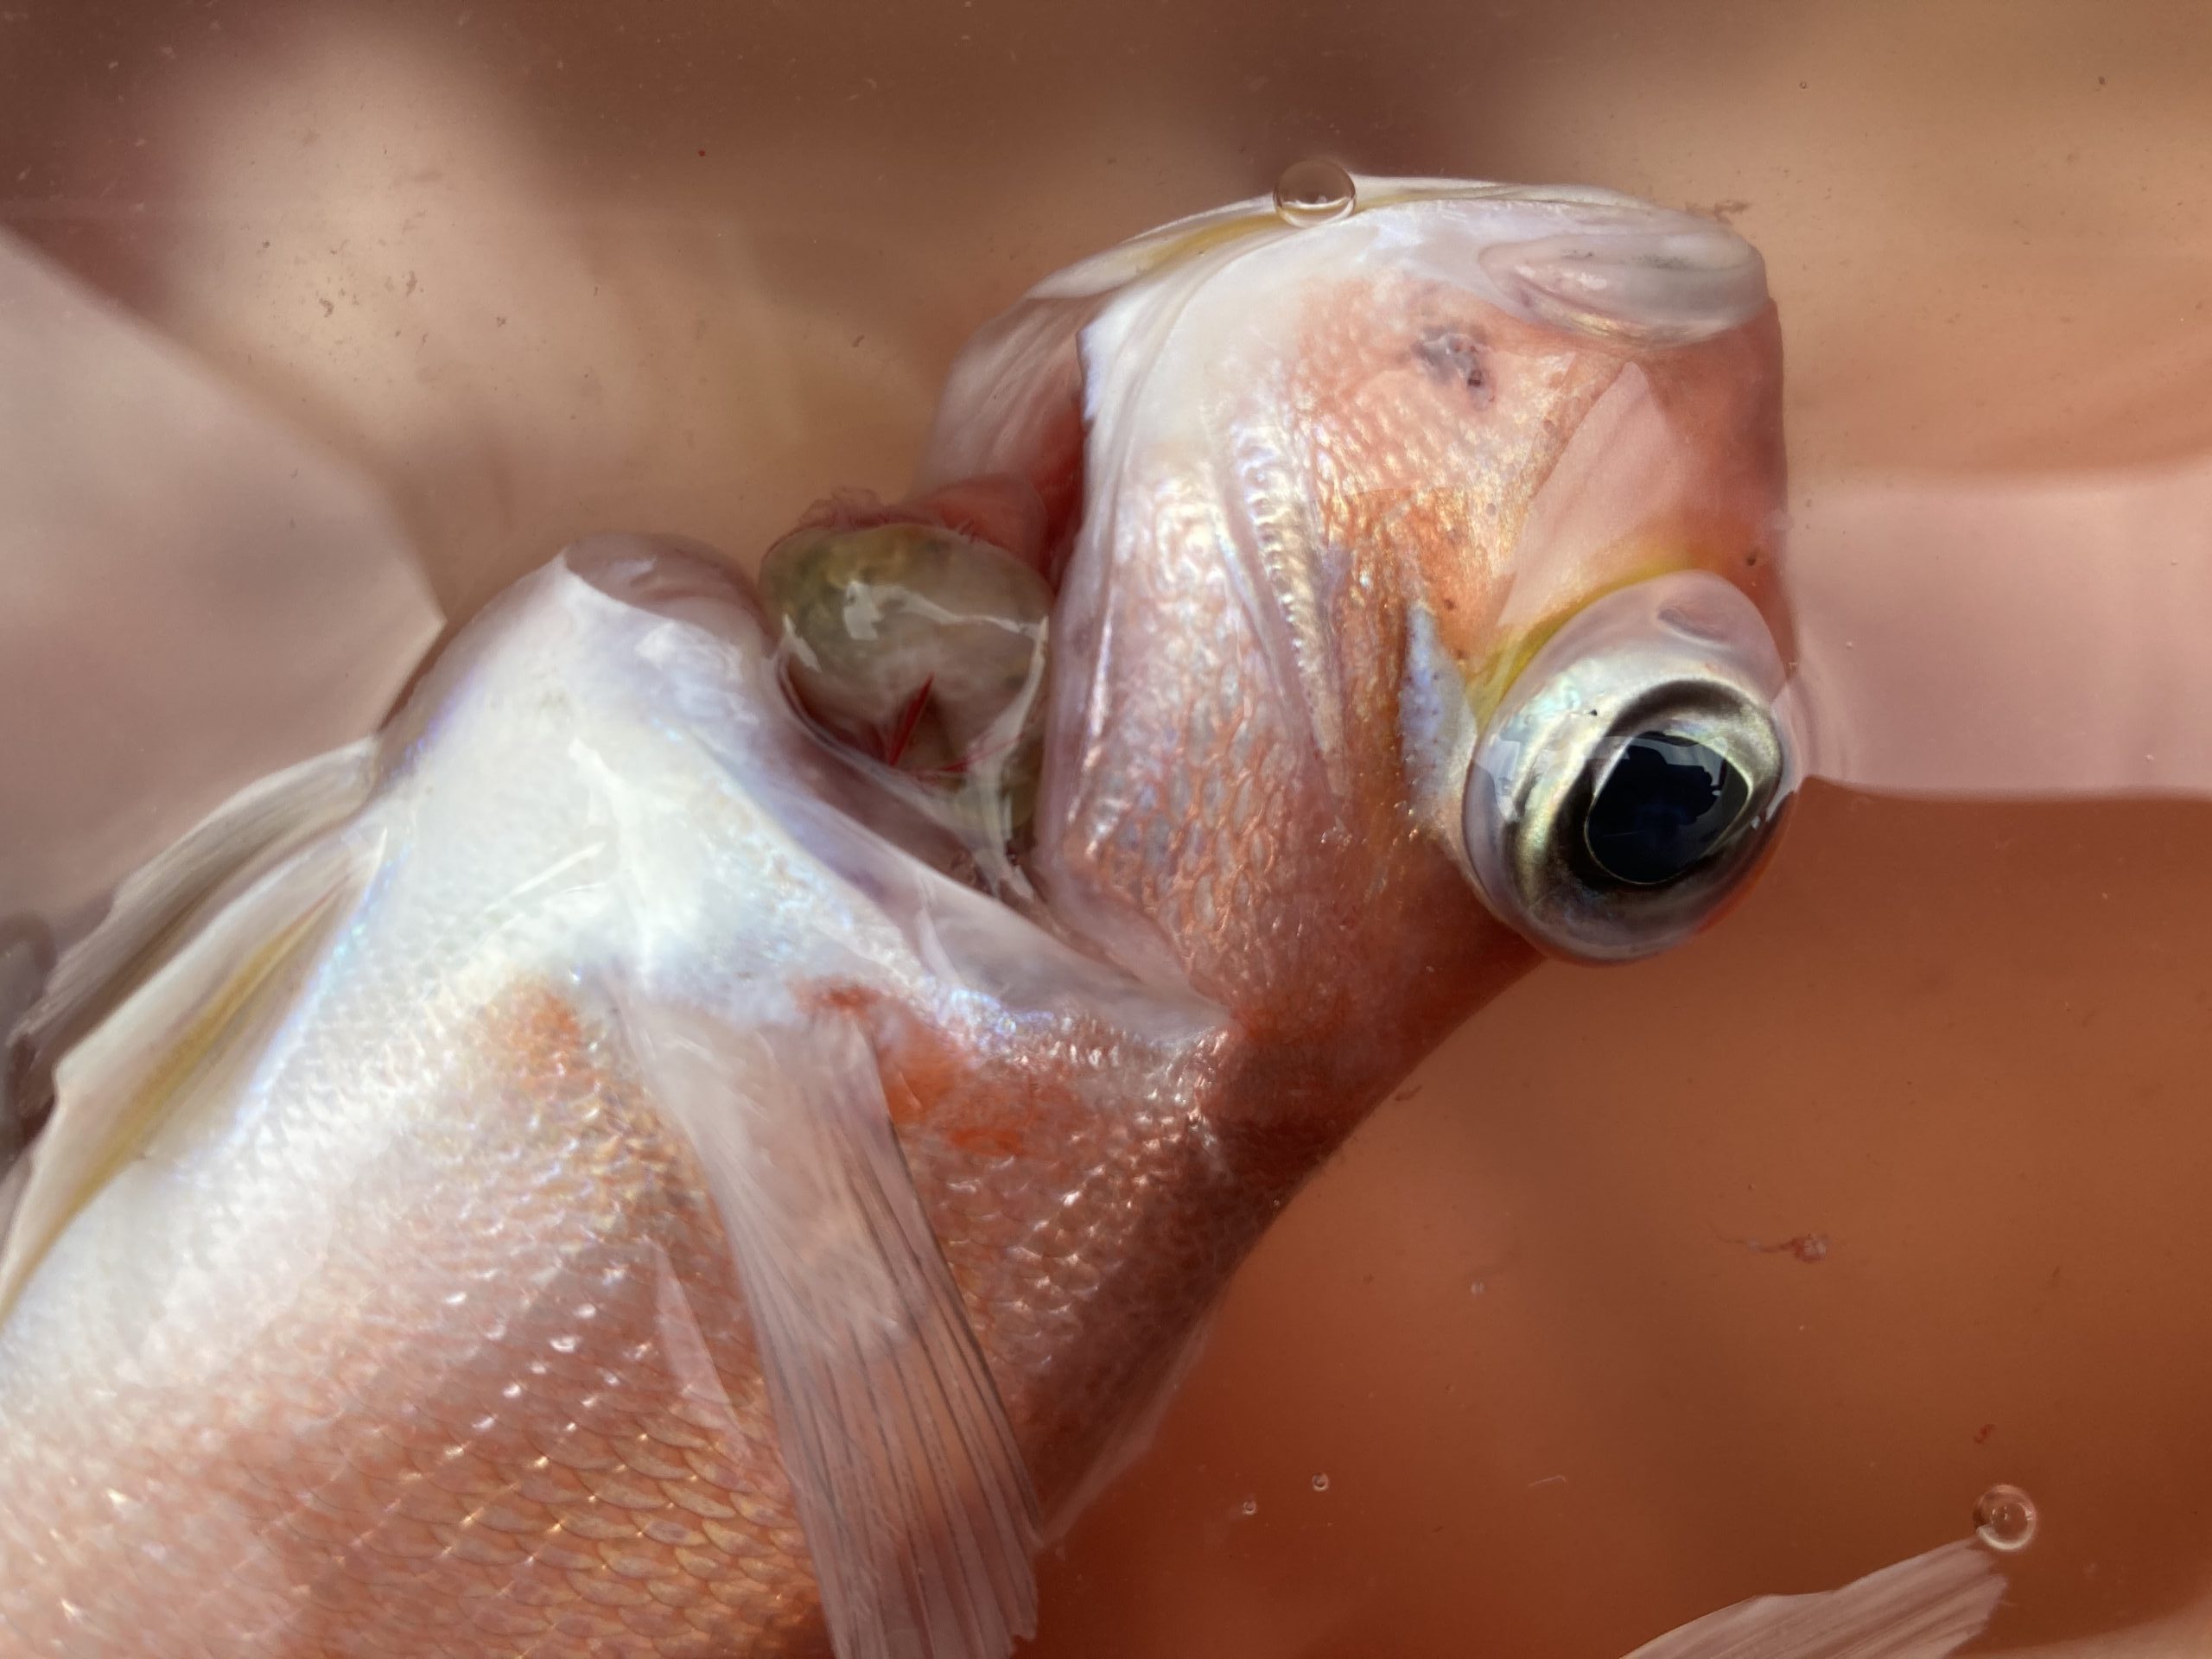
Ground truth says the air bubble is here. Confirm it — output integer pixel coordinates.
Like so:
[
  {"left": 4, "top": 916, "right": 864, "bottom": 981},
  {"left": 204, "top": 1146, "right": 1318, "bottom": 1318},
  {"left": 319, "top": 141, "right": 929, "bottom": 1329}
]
[
  {"left": 1311, "top": 1472, "right": 1331, "bottom": 1492},
  {"left": 1974, "top": 1483, "right": 2038, "bottom": 1552},
  {"left": 1239, "top": 1497, "right": 1258, "bottom": 1516},
  {"left": 1274, "top": 158, "right": 1357, "bottom": 226}
]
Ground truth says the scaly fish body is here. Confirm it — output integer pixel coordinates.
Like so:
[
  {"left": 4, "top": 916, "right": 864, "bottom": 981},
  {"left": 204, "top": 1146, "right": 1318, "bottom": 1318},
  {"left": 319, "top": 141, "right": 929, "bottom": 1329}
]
[
  {"left": 1, "top": 554, "right": 1234, "bottom": 1656},
  {"left": 1, "top": 178, "right": 1792, "bottom": 1657}
]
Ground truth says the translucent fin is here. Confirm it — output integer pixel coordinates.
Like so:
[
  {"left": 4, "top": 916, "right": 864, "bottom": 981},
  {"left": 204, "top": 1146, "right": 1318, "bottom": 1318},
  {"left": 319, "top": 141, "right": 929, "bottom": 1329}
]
[
  {"left": 0, "top": 830, "right": 378, "bottom": 1323},
  {"left": 0, "top": 1154, "right": 27, "bottom": 1278},
  {"left": 5, "top": 738, "right": 378, "bottom": 1136},
  {"left": 1044, "top": 1304, "right": 1217, "bottom": 1542},
  {"left": 619, "top": 996, "right": 1040, "bottom": 1659},
  {"left": 1622, "top": 1539, "right": 2006, "bottom": 1659},
  {"left": 0, "top": 912, "right": 54, "bottom": 1177}
]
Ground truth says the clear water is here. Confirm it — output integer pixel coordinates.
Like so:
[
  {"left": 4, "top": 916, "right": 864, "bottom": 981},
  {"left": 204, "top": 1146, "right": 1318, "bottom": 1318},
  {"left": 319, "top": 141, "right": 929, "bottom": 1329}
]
[{"left": 4, "top": 1, "right": 2210, "bottom": 1654}]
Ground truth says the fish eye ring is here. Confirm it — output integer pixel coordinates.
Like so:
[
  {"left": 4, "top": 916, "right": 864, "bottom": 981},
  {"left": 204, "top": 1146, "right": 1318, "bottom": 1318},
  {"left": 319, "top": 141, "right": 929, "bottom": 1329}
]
[{"left": 1462, "top": 571, "right": 1798, "bottom": 963}]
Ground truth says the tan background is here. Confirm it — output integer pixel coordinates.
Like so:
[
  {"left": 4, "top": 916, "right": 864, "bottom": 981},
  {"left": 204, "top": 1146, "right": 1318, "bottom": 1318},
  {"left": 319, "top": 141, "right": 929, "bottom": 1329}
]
[{"left": 4, "top": 2, "right": 2211, "bottom": 1652}]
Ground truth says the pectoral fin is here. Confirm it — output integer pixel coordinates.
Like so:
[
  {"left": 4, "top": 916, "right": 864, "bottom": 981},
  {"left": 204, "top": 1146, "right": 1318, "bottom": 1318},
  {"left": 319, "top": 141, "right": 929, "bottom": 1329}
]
[
  {"left": 1621, "top": 1539, "right": 2006, "bottom": 1659},
  {"left": 619, "top": 995, "right": 1040, "bottom": 1659},
  {"left": 0, "top": 830, "right": 379, "bottom": 1323}
]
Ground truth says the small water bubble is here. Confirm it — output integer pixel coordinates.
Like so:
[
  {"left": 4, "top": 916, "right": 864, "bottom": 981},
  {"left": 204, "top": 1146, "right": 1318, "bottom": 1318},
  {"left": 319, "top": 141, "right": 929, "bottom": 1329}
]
[
  {"left": 1311, "top": 1472, "right": 1331, "bottom": 1492},
  {"left": 1975, "top": 1483, "right": 2038, "bottom": 1552},
  {"left": 1239, "top": 1497, "right": 1258, "bottom": 1516},
  {"left": 1469, "top": 1279, "right": 1487, "bottom": 1298},
  {"left": 1274, "top": 158, "right": 1357, "bottom": 227}
]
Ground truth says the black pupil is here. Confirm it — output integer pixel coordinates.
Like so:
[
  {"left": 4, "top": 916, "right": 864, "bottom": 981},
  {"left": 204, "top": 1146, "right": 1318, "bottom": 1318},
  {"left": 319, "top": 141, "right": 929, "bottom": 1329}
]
[{"left": 1583, "top": 731, "right": 1751, "bottom": 887}]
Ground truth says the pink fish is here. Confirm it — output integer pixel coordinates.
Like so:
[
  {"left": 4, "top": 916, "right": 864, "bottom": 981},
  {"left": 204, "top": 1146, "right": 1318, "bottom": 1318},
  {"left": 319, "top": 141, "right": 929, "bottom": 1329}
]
[{"left": 0, "top": 176, "right": 1796, "bottom": 1657}]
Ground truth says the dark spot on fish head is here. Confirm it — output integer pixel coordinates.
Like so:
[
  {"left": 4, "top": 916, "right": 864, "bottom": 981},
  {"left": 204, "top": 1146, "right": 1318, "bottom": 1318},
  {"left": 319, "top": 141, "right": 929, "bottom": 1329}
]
[{"left": 1414, "top": 327, "right": 1491, "bottom": 409}]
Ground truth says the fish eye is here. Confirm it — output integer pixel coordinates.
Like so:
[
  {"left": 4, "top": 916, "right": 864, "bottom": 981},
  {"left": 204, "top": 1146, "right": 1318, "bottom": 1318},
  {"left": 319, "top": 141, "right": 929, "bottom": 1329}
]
[
  {"left": 1462, "top": 572, "right": 1797, "bottom": 963},
  {"left": 1582, "top": 731, "right": 1751, "bottom": 887}
]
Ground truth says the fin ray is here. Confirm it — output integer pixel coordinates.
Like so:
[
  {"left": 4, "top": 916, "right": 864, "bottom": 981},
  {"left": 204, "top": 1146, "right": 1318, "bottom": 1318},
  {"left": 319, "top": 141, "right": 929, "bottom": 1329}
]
[
  {"left": 619, "top": 996, "right": 1040, "bottom": 1659},
  {"left": 1622, "top": 1539, "right": 2006, "bottom": 1659}
]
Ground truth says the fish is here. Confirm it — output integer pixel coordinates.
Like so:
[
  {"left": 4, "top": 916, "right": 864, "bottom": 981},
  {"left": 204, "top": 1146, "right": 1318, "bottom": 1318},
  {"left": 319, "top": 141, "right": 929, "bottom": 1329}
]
[{"left": 0, "top": 175, "right": 1796, "bottom": 1658}]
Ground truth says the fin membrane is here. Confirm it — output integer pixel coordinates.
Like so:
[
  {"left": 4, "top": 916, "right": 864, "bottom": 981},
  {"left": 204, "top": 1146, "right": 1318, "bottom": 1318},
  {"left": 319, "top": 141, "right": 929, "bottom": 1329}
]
[
  {"left": 1622, "top": 1538, "right": 2007, "bottom": 1659},
  {"left": 620, "top": 995, "right": 1040, "bottom": 1659},
  {"left": 0, "top": 912, "right": 54, "bottom": 1173}
]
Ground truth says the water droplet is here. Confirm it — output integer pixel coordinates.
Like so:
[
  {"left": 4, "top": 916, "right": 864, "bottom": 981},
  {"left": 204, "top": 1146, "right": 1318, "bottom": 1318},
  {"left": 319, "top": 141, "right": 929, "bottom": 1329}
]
[
  {"left": 1469, "top": 1280, "right": 1487, "bottom": 1298},
  {"left": 1239, "top": 1497, "right": 1258, "bottom": 1516},
  {"left": 1311, "top": 1472, "right": 1331, "bottom": 1492},
  {"left": 1975, "top": 1483, "right": 2038, "bottom": 1552},
  {"left": 1274, "top": 158, "right": 1356, "bottom": 227}
]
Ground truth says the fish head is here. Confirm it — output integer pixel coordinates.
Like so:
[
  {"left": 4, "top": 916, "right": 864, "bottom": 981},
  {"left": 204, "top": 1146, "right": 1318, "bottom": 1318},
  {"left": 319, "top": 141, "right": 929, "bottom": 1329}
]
[{"left": 920, "top": 180, "right": 1796, "bottom": 1098}]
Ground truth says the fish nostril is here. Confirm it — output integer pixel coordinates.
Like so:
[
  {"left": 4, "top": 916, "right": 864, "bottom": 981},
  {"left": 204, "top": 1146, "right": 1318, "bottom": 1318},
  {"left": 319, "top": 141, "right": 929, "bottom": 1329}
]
[{"left": 1413, "top": 329, "right": 1491, "bottom": 407}]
